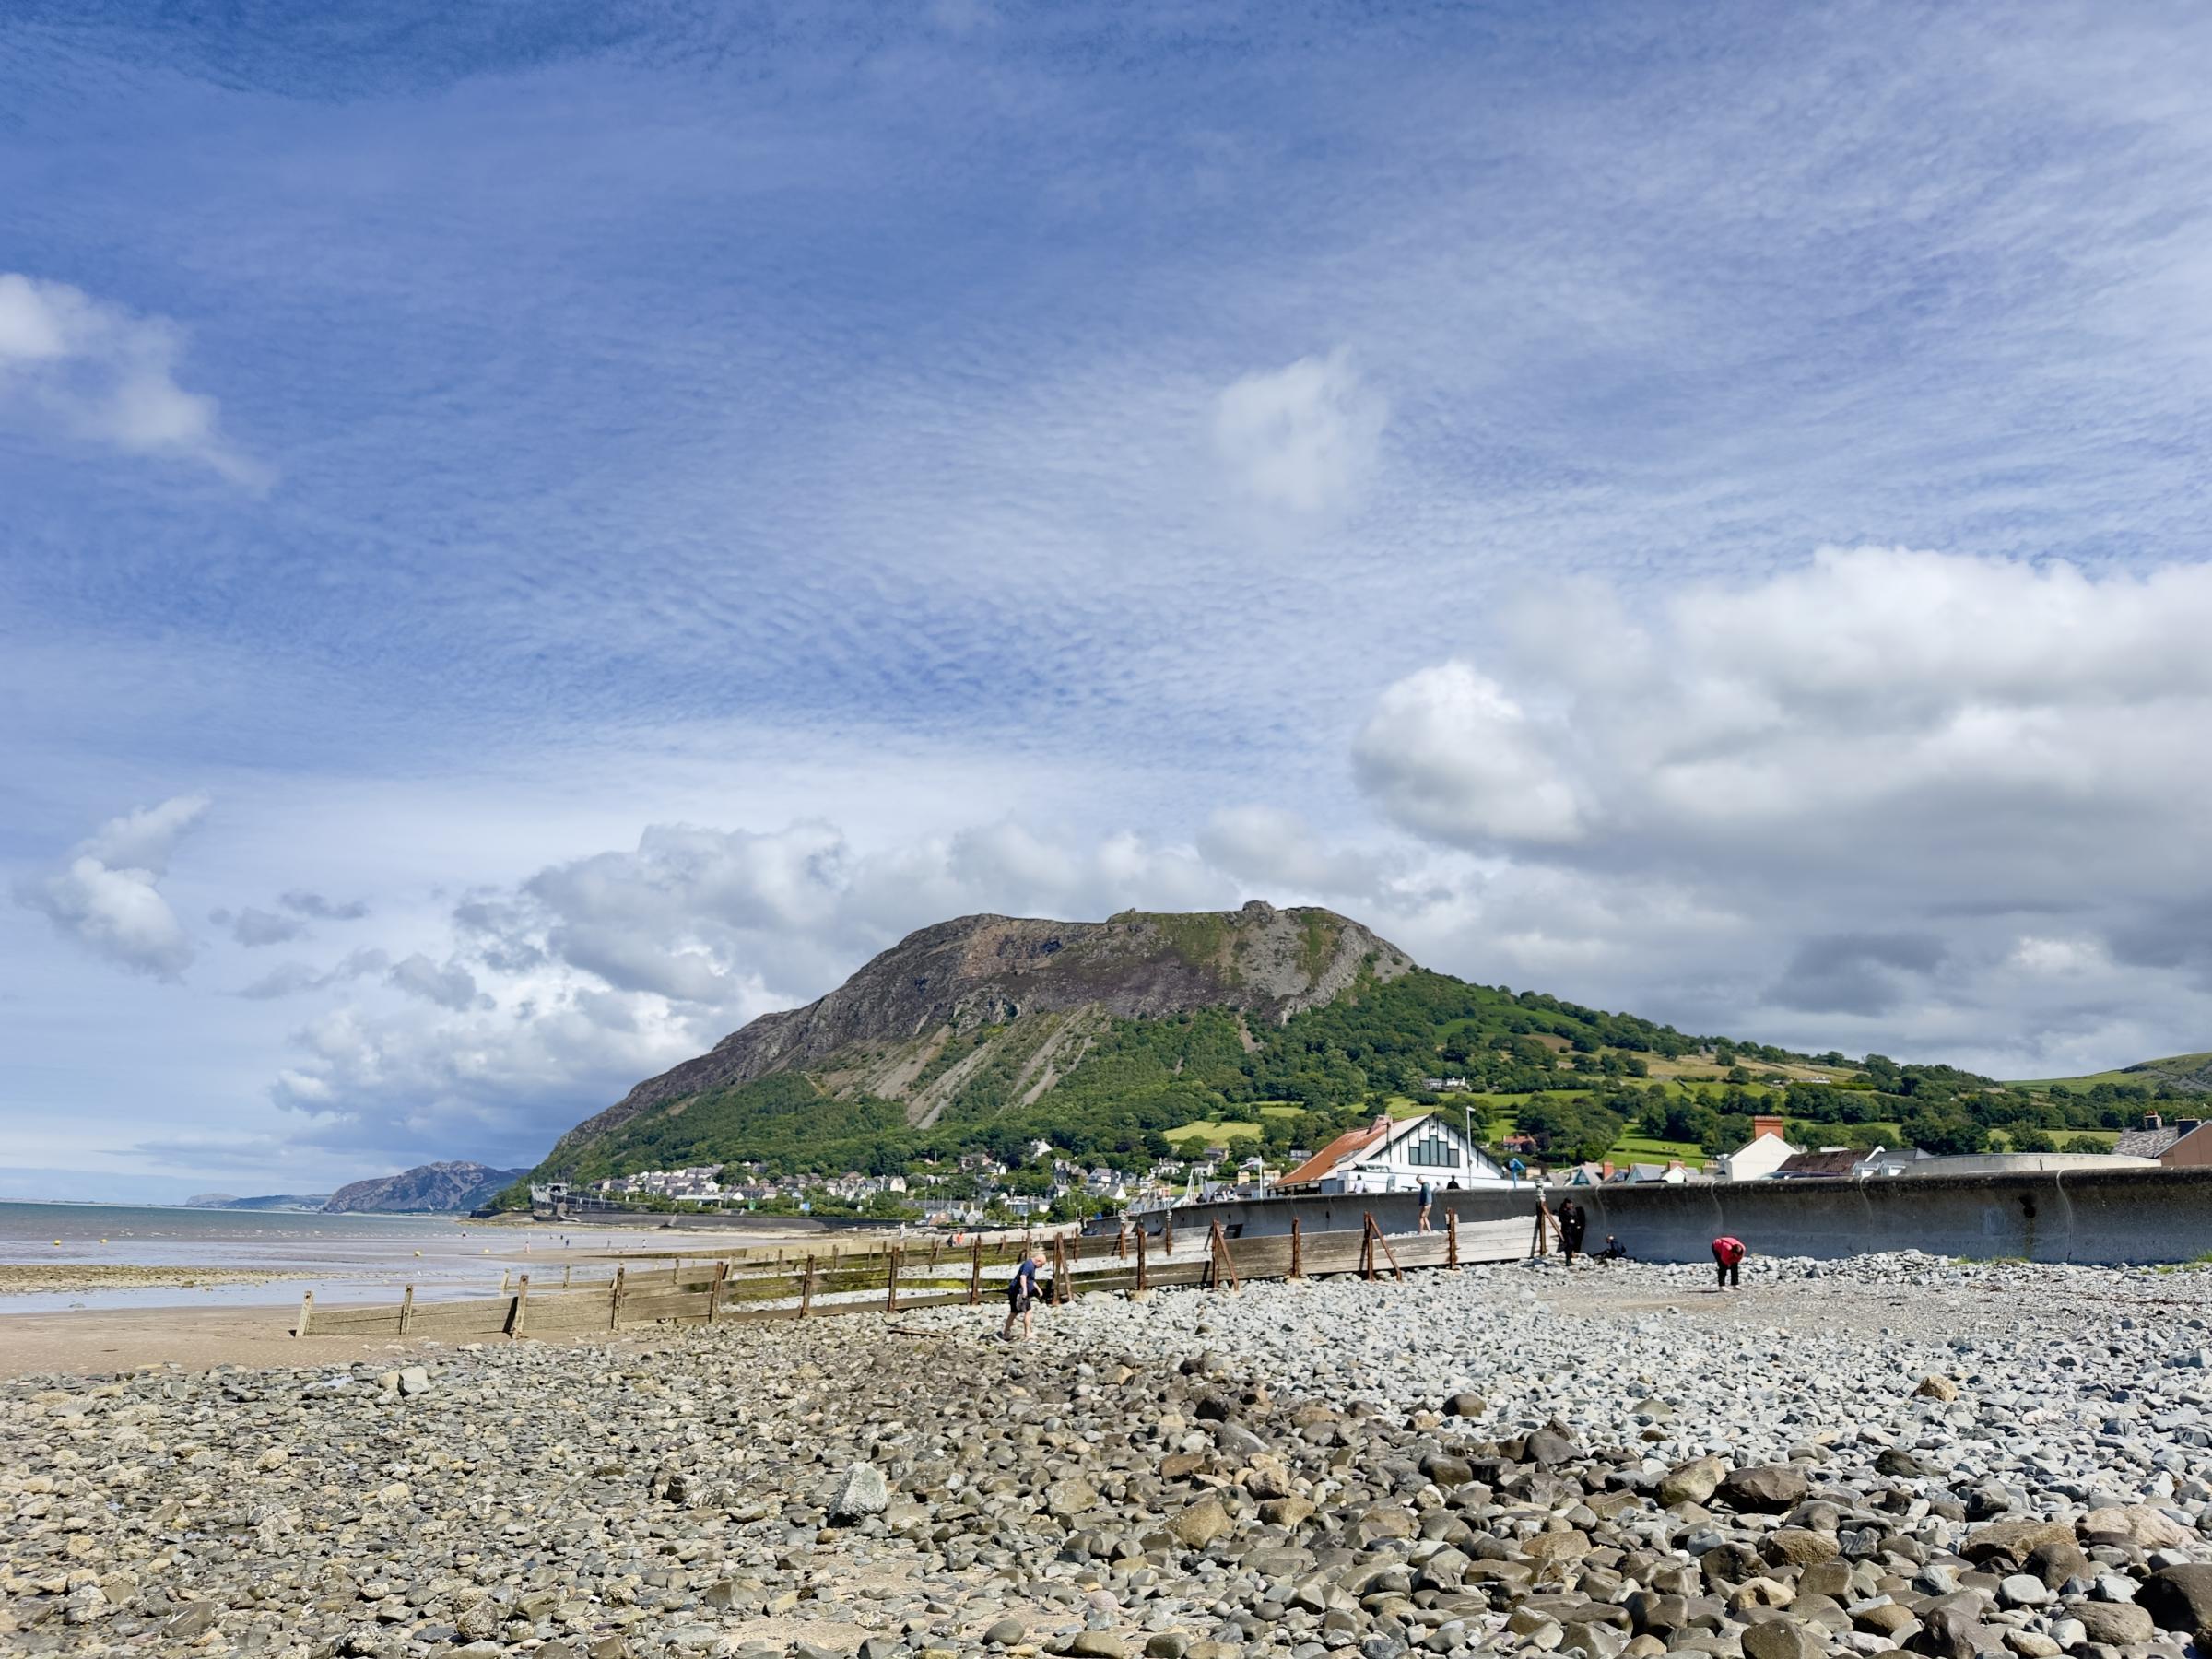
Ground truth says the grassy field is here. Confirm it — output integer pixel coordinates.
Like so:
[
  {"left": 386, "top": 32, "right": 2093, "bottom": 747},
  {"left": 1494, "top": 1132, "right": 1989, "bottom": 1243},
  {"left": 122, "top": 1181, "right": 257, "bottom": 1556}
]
[
  {"left": 2008, "top": 1052, "right": 2212, "bottom": 1094},
  {"left": 1161, "top": 1119, "right": 1262, "bottom": 1146}
]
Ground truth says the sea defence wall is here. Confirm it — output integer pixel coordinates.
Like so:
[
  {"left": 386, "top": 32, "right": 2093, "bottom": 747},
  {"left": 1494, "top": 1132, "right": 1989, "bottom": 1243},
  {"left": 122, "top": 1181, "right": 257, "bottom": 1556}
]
[{"left": 1159, "top": 1165, "right": 2212, "bottom": 1265}]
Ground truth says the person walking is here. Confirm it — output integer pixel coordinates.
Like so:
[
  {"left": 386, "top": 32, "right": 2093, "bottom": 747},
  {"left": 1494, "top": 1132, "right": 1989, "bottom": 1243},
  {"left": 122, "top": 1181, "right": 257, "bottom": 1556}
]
[
  {"left": 1417, "top": 1179, "right": 1435, "bottom": 1233},
  {"left": 1557, "top": 1198, "right": 1587, "bottom": 1266},
  {"left": 1712, "top": 1233, "right": 1746, "bottom": 1289},
  {"left": 1002, "top": 1245, "right": 1047, "bottom": 1341}
]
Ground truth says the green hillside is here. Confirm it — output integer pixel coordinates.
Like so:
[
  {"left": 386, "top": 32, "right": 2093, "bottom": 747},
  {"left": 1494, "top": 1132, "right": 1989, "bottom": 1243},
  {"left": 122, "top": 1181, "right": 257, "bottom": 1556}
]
[
  {"left": 2009, "top": 1051, "right": 2212, "bottom": 1098},
  {"left": 524, "top": 956, "right": 2190, "bottom": 1200}
]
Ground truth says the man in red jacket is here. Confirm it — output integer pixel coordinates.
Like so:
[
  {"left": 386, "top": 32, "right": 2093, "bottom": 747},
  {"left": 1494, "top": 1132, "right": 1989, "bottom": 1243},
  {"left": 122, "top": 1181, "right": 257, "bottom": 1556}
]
[{"left": 1712, "top": 1234, "right": 1746, "bottom": 1289}]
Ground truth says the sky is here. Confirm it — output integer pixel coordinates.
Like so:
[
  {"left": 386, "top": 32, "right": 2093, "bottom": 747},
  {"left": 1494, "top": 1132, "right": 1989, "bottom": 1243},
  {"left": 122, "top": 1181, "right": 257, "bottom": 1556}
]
[{"left": 6, "top": 1, "right": 2212, "bottom": 1201}]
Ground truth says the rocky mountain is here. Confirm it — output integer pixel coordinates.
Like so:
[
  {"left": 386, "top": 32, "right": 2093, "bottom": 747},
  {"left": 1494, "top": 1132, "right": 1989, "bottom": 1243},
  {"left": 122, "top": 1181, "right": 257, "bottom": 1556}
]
[
  {"left": 534, "top": 903, "right": 1412, "bottom": 1183},
  {"left": 324, "top": 1161, "right": 527, "bottom": 1214},
  {"left": 182, "top": 1193, "right": 332, "bottom": 1211}
]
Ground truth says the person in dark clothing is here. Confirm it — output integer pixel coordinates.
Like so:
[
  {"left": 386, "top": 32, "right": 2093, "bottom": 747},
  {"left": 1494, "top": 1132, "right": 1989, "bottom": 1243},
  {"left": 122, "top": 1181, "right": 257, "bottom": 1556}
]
[
  {"left": 1002, "top": 1246, "right": 1047, "bottom": 1341},
  {"left": 1417, "top": 1179, "right": 1435, "bottom": 1233},
  {"left": 1712, "top": 1234, "right": 1746, "bottom": 1289},
  {"left": 1594, "top": 1235, "right": 1629, "bottom": 1263},
  {"left": 1557, "top": 1198, "right": 1587, "bottom": 1265}
]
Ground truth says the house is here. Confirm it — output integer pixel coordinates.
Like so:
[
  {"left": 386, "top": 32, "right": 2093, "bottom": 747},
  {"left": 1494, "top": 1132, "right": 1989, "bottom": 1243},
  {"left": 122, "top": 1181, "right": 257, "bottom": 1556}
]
[
  {"left": 1772, "top": 1148, "right": 1867, "bottom": 1179},
  {"left": 1718, "top": 1130, "right": 1800, "bottom": 1182},
  {"left": 1618, "top": 1160, "right": 1690, "bottom": 1184},
  {"left": 2117, "top": 1112, "right": 2212, "bottom": 1165},
  {"left": 1275, "top": 1112, "right": 1510, "bottom": 1194}
]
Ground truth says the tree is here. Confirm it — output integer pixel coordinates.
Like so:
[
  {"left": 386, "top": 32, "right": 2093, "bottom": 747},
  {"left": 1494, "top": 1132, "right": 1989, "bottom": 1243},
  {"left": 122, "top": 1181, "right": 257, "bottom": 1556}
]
[{"left": 2007, "top": 1126, "right": 2056, "bottom": 1153}]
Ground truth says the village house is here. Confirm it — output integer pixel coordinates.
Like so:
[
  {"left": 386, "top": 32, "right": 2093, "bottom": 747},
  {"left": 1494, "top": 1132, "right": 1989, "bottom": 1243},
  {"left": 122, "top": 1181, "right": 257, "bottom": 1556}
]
[{"left": 1275, "top": 1112, "right": 1510, "bottom": 1195}]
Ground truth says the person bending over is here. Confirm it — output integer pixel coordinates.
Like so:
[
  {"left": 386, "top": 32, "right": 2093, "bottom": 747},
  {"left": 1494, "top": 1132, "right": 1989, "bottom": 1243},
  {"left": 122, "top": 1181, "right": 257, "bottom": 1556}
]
[{"left": 1712, "top": 1233, "right": 1746, "bottom": 1289}]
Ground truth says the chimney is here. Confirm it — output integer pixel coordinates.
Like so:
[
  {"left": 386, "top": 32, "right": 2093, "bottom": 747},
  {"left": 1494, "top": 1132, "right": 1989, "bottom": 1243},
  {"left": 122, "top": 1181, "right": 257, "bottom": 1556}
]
[
  {"left": 2147, "top": 1112, "right": 2164, "bottom": 1131},
  {"left": 1752, "top": 1113, "right": 1786, "bottom": 1142},
  {"left": 2179, "top": 1120, "right": 2203, "bottom": 1136}
]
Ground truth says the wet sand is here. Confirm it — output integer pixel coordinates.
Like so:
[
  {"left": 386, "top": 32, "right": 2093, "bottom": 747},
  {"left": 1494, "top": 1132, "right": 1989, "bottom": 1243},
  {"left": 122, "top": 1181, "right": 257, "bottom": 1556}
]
[{"left": 0, "top": 1300, "right": 637, "bottom": 1379}]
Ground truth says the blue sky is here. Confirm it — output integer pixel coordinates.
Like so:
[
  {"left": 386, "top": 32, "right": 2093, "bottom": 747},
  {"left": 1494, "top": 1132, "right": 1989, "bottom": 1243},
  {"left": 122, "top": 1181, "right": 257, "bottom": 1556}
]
[{"left": 6, "top": 2, "right": 2212, "bottom": 1200}]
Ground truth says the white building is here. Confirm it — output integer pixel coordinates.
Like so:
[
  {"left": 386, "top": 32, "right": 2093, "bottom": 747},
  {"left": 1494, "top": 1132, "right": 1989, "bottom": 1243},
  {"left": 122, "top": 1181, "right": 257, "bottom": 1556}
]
[
  {"left": 1717, "top": 1131, "right": 1799, "bottom": 1182},
  {"left": 1275, "top": 1112, "right": 1510, "bottom": 1194}
]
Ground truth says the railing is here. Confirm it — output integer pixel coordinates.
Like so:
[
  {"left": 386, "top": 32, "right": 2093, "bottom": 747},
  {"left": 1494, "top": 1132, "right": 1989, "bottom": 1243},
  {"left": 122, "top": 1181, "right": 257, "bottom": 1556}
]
[{"left": 292, "top": 1208, "right": 1529, "bottom": 1339}]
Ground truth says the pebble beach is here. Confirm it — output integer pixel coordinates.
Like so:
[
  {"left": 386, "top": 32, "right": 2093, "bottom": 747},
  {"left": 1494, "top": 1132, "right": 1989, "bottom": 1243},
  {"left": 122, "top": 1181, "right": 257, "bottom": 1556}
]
[{"left": 7, "top": 1253, "right": 2212, "bottom": 1659}]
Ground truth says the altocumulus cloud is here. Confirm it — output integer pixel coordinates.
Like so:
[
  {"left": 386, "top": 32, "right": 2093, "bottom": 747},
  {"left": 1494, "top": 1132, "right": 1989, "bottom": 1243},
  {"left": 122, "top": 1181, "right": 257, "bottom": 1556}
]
[
  {"left": 0, "top": 272, "right": 270, "bottom": 488},
  {"left": 14, "top": 795, "right": 211, "bottom": 980}
]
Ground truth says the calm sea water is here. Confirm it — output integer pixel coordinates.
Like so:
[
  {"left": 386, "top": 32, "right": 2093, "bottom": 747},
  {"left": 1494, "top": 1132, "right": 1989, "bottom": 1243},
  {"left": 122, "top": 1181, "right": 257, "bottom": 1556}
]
[{"left": 0, "top": 1200, "right": 677, "bottom": 1313}]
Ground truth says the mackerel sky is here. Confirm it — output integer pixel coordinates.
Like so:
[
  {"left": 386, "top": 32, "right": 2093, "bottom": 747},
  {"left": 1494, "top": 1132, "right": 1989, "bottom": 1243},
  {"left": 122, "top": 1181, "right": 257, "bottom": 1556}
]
[{"left": 6, "top": 3, "right": 2212, "bottom": 1200}]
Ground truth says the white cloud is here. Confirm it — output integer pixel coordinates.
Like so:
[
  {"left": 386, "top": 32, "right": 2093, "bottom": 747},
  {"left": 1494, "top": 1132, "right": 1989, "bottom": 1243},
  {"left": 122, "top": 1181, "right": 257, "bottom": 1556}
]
[
  {"left": 1352, "top": 663, "right": 1588, "bottom": 846},
  {"left": 1359, "top": 547, "right": 2212, "bottom": 894},
  {"left": 1196, "top": 805, "right": 1386, "bottom": 895},
  {"left": 1211, "top": 347, "right": 1386, "bottom": 515},
  {"left": 0, "top": 272, "right": 271, "bottom": 488},
  {"left": 14, "top": 794, "right": 211, "bottom": 981},
  {"left": 1351, "top": 546, "right": 2212, "bottom": 1061}
]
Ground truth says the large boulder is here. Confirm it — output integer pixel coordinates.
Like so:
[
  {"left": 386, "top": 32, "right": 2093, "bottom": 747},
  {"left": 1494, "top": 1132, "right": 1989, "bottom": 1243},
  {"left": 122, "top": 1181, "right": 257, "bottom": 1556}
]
[
  {"left": 2138, "top": 1565, "right": 2212, "bottom": 1635},
  {"left": 1719, "top": 1465, "right": 1810, "bottom": 1512},
  {"left": 829, "top": 1463, "right": 888, "bottom": 1521},
  {"left": 1168, "top": 1497, "right": 1231, "bottom": 1549},
  {"left": 1659, "top": 1457, "right": 1726, "bottom": 1507}
]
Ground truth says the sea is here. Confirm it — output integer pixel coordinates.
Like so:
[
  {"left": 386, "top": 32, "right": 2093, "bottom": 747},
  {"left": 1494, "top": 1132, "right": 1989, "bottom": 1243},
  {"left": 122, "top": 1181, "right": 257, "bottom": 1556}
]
[{"left": 0, "top": 1200, "right": 676, "bottom": 1314}]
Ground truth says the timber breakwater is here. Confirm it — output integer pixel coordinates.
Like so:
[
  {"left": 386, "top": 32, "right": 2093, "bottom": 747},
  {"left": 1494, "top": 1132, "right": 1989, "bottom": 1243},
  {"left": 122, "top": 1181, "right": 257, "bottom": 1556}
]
[{"left": 9, "top": 1253, "right": 2212, "bottom": 1658}]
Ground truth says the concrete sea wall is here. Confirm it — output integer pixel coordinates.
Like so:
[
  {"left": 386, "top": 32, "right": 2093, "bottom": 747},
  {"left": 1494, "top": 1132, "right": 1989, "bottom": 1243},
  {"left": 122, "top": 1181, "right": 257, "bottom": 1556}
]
[{"left": 1163, "top": 1166, "right": 2212, "bottom": 1265}]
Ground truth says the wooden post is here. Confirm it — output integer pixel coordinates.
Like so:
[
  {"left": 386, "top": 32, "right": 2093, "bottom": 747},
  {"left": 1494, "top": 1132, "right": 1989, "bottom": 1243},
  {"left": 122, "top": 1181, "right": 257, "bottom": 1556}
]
[
  {"left": 609, "top": 1265, "right": 626, "bottom": 1331},
  {"left": 295, "top": 1290, "right": 313, "bottom": 1337},
  {"left": 499, "top": 1266, "right": 510, "bottom": 1294},
  {"left": 708, "top": 1261, "right": 727, "bottom": 1322},
  {"left": 885, "top": 1246, "right": 900, "bottom": 1313},
  {"left": 510, "top": 1274, "right": 531, "bottom": 1338},
  {"left": 1162, "top": 1213, "right": 1174, "bottom": 1257},
  {"left": 1058, "top": 1235, "right": 1074, "bottom": 1303},
  {"left": 968, "top": 1237, "right": 982, "bottom": 1305},
  {"left": 1447, "top": 1210, "right": 1460, "bottom": 1269},
  {"left": 801, "top": 1254, "right": 816, "bottom": 1318},
  {"left": 1135, "top": 1224, "right": 1148, "bottom": 1292},
  {"left": 399, "top": 1285, "right": 414, "bottom": 1335},
  {"left": 1207, "top": 1219, "right": 1240, "bottom": 1292},
  {"left": 562, "top": 1263, "right": 572, "bottom": 1288},
  {"left": 1289, "top": 1216, "right": 1303, "bottom": 1279},
  {"left": 1360, "top": 1213, "right": 1376, "bottom": 1279},
  {"left": 1115, "top": 1223, "right": 1128, "bottom": 1260},
  {"left": 1375, "top": 1224, "right": 1404, "bottom": 1283}
]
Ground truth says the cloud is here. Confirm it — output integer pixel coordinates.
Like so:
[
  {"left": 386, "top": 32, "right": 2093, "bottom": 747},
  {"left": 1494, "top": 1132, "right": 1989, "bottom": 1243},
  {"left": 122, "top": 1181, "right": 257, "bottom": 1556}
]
[
  {"left": 387, "top": 953, "right": 481, "bottom": 1010},
  {"left": 279, "top": 891, "right": 370, "bottom": 921},
  {"left": 14, "top": 794, "right": 210, "bottom": 980},
  {"left": 1211, "top": 347, "right": 1386, "bottom": 515},
  {"left": 238, "top": 947, "right": 389, "bottom": 1000},
  {"left": 1196, "top": 806, "right": 1386, "bottom": 896},
  {"left": 1350, "top": 546, "right": 2212, "bottom": 1066},
  {"left": 1771, "top": 932, "right": 1947, "bottom": 1017},
  {"left": 1358, "top": 548, "right": 2212, "bottom": 897},
  {"left": 0, "top": 273, "right": 270, "bottom": 488},
  {"left": 225, "top": 905, "right": 308, "bottom": 947},
  {"left": 1352, "top": 664, "right": 1589, "bottom": 847}
]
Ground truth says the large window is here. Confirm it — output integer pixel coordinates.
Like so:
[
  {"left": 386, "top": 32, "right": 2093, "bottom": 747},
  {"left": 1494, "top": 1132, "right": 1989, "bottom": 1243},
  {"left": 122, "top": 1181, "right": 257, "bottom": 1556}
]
[{"left": 1406, "top": 1128, "right": 1461, "bottom": 1169}]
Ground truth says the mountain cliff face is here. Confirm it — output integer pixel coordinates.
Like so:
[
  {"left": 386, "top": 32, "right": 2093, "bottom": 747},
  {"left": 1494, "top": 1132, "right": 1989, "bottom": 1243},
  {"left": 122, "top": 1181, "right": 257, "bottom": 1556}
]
[
  {"left": 324, "top": 1161, "right": 526, "bottom": 1214},
  {"left": 546, "top": 902, "right": 1410, "bottom": 1168}
]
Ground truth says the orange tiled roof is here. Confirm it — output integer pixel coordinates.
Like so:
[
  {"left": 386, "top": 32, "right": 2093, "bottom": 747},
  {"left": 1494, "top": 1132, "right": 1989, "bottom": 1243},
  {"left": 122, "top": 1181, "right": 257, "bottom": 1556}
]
[{"left": 1275, "top": 1115, "right": 1397, "bottom": 1189}]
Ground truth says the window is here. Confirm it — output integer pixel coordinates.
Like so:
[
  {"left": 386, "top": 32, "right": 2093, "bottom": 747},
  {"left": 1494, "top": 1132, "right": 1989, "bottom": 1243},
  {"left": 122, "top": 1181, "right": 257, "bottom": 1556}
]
[{"left": 1405, "top": 1129, "right": 1461, "bottom": 1169}]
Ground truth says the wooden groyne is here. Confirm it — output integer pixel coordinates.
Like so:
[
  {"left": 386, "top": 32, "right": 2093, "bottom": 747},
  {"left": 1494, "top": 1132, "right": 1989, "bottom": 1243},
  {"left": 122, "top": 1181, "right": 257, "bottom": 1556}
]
[{"left": 292, "top": 1209, "right": 1543, "bottom": 1340}]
